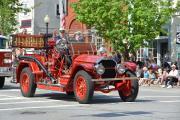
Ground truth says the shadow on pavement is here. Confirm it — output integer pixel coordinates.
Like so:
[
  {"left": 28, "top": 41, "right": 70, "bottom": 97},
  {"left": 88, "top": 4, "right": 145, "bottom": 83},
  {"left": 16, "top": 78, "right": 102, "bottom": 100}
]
[
  {"left": 35, "top": 93, "right": 76, "bottom": 102},
  {"left": 2, "top": 85, "right": 20, "bottom": 89},
  {"left": 72, "top": 111, "right": 152, "bottom": 118},
  {"left": 34, "top": 92, "right": 156, "bottom": 104}
]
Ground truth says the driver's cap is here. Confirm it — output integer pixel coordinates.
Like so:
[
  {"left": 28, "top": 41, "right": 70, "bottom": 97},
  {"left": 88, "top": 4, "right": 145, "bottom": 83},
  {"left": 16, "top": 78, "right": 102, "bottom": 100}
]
[{"left": 59, "top": 28, "right": 65, "bottom": 32}]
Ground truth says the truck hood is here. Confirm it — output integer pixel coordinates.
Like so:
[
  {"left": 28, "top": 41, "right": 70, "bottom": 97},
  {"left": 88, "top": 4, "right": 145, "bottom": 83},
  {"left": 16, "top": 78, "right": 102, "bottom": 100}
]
[{"left": 74, "top": 54, "right": 103, "bottom": 63}]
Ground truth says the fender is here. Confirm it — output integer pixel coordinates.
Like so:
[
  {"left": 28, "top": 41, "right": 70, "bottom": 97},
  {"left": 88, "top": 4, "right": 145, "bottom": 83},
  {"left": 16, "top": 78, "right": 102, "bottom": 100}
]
[
  {"left": 70, "top": 62, "right": 95, "bottom": 79},
  {"left": 16, "top": 61, "right": 40, "bottom": 83}
]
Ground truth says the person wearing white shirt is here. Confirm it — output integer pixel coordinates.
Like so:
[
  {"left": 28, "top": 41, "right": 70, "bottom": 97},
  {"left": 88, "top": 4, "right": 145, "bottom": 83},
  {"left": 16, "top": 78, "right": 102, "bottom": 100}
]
[{"left": 162, "top": 64, "right": 179, "bottom": 88}]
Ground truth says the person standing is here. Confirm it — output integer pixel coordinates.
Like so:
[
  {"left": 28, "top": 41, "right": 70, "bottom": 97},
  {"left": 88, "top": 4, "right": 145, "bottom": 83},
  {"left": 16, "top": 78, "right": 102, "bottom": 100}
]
[
  {"left": 112, "top": 51, "right": 121, "bottom": 63},
  {"left": 53, "top": 29, "right": 61, "bottom": 41}
]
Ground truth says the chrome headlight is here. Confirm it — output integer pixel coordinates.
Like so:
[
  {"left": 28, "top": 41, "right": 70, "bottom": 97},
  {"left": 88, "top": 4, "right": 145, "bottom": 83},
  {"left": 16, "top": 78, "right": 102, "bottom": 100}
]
[
  {"left": 116, "top": 64, "right": 125, "bottom": 74},
  {"left": 4, "top": 59, "right": 12, "bottom": 64},
  {"left": 94, "top": 64, "right": 105, "bottom": 75}
]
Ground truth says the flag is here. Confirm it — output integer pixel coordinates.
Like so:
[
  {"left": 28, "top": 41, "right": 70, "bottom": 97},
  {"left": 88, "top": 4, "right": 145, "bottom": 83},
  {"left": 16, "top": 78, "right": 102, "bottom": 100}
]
[{"left": 59, "top": 0, "right": 66, "bottom": 30}]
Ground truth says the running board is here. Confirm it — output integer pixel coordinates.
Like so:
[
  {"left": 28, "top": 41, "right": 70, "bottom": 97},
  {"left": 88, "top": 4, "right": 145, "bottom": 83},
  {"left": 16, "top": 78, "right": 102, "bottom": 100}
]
[
  {"left": 92, "top": 77, "right": 138, "bottom": 82},
  {"left": 37, "top": 82, "right": 65, "bottom": 92}
]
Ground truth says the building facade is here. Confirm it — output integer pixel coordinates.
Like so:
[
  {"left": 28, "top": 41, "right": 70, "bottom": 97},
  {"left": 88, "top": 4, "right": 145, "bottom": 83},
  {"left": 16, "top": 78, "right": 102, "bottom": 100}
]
[{"left": 17, "top": 0, "right": 61, "bottom": 34}]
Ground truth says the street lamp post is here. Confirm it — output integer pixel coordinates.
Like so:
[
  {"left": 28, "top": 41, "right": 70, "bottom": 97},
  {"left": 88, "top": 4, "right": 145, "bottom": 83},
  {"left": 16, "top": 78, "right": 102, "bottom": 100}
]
[
  {"left": 44, "top": 15, "right": 50, "bottom": 70},
  {"left": 44, "top": 15, "right": 50, "bottom": 49}
]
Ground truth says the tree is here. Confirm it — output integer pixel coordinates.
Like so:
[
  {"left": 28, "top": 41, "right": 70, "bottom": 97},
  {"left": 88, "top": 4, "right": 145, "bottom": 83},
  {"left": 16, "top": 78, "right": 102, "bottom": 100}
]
[
  {"left": 72, "top": 0, "right": 180, "bottom": 60},
  {"left": 0, "top": 0, "right": 27, "bottom": 35}
]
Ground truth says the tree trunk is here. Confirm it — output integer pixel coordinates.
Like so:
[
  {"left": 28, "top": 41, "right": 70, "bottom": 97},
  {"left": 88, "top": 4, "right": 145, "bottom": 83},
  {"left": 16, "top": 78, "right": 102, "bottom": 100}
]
[{"left": 122, "top": 48, "right": 130, "bottom": 61}]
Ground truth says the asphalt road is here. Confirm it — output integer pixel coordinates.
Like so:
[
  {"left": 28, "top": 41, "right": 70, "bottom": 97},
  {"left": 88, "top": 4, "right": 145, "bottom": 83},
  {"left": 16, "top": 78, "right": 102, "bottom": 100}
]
[{"left": 0, "top": 78, "right": 180, "bottom": 120}]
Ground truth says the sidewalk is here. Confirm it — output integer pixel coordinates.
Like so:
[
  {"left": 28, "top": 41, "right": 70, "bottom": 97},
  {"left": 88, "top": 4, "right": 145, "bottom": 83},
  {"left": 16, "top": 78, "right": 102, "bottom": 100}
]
[{"left": 140, "top": 84, "right": 180, "bottom": 89}]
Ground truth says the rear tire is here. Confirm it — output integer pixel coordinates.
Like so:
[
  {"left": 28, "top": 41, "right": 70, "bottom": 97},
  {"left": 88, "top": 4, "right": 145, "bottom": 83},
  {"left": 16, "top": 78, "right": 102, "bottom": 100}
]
[
  {"left": 0, "top": 77, "right": 5, "bottom": 89},
  {"left": 20, "top": 67, "right": 36, "bottom": 97},
  {"left": 118, "top": 71, "right": 139, "bottom": 102},
  {"left": 74, "top": 70, "right": 94, "bottom": 104}
]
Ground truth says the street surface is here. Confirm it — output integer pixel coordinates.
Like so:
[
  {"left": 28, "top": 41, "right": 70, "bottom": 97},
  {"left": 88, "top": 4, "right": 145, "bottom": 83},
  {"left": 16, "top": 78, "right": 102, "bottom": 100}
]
[{"left": 0, "top": 78, "right": 180, "bottom": 120}]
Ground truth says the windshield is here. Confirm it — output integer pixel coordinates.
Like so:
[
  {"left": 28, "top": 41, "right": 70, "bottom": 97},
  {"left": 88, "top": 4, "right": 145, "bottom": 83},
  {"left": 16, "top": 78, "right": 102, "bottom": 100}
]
[{"left": 0, "top": 38, "right": 6, "bottom": 49}]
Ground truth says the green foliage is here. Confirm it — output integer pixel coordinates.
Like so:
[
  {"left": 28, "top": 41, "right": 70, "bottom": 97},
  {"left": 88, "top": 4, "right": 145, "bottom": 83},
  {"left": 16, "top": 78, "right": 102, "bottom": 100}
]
[
  {"left": 0, "top": 0, "right": 27, "bottom": 35},
  {"left": 72, "top": 0, "right": 180, "bottom": 60}
]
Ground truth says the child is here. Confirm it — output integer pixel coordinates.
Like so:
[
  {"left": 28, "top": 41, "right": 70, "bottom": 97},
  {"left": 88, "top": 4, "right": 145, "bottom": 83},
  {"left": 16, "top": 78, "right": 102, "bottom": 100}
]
[
  {"left": 157, "top": 68, "right": 168, "bottom": 85},
  {"left": 148, "top": 68, "right": 156, "bottom": 86},
  {"left": 139, "top": 67, "right": 149, "bottom": 86}
]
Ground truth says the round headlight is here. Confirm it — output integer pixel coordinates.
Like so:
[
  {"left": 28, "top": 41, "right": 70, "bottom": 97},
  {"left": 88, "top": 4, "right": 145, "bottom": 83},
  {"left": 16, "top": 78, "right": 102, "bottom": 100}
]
[
  {"left": 94, "top": 64, "right": 105, "bottom": 75},
  {"left": 116, "top": 64, "right": 125, "bottom": 74}
]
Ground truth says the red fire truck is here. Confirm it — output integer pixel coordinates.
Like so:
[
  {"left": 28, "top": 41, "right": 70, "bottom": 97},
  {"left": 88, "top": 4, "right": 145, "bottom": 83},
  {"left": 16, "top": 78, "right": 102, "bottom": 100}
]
[
  {"left": 0, "top": 35, "right": 12, "bottom": 89},
  {"left": 13, "top": 34, "right": 139, "bottom": 104}
]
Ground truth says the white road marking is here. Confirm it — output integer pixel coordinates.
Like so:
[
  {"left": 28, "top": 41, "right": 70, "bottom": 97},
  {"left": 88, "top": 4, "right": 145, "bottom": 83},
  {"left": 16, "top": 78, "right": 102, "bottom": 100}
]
[
  {"left": 0, "top": 100, "right": 61, "bottom": 105},
  {"left": 0, "top": 95, "right": 20, "bottom": 98},
  {"left": 159, "top": 100, "right": 180, "bottom": 103},
  {"left": 95, "top": 96, "right": 180, "bottom": 100},
  {"left": 0, "top": 89, "right": 20, "bottom": 92},
  {"left": 0, "top": 97, "right": 28, "bottom": 101},
  {"left": 0, "top": 95, "right": 13, "bottom": 97},
  {"left": 124, "top": 100, "right": 180, "bottom": 103},
  {"left": 0, "top": 104, "right": 85, "bottom": 111},
  {"left": 139, "top": 96, "right": 180, "bottom": 98}
]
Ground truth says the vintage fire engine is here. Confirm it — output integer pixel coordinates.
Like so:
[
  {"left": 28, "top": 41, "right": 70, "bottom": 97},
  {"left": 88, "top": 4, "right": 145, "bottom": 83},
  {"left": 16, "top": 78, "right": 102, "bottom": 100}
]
[
  {"left": 0, "top": 35, "right": 12, "bottom": 89},
  {"left": 13, "top": 34, "right": 139, "bottom": 104}
]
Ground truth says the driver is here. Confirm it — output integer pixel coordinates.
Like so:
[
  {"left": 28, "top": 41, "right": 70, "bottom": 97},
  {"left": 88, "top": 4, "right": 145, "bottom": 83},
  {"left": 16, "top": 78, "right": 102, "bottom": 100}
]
[{"left": 55, "top": 30, "right": 72, "bottom": 68}]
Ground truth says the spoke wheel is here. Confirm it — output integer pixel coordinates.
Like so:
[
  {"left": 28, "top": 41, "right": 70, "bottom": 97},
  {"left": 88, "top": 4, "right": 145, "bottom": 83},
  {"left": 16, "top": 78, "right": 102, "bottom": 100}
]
[
  {"left": 118, "top": 71, "right": 139, "bottom": 102},
  {"left": 20, "top": 67, "right": 36, "bottom": 97},
  {"left": 74, "top": 70, "right": 94, "bottom": 104},
  {"left": 76, "top": 76, "right": 87, "bottom": 100},
  {"left": 0, "top": 77, "right": 5, "bottom": 89},
  {"left": 21, "top": 73, "right": 29, "bottom": 94}
]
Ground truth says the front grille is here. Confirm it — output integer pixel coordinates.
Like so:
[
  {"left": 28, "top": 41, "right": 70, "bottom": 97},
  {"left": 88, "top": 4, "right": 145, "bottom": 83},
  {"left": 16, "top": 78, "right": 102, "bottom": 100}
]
[{"left": 97, "top": 59, "right": 116, "bottom": 78}]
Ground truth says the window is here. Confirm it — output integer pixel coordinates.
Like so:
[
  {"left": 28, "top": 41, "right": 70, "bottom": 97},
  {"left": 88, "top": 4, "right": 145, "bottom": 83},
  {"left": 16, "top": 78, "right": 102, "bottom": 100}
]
[
  {"left": 62, "top": 0, "right": 68, "bottom": 16},
  {"left": 21, "top": 19, "right": 31, "bottom": 28},
  {"left": 176, "top": 25, "right": 180, "bottom": 32},
  {"left": 23, "top": 3, "right": 28, "bottom": 15},
  {"left": 176, "top": 25, "right": 180, "bottom": 44},
  {"left": 56, "top": 4, "right": 60, "bottom": 16},
  {"left": 0, "top": 39, "right": 6, "bottom": 49}
]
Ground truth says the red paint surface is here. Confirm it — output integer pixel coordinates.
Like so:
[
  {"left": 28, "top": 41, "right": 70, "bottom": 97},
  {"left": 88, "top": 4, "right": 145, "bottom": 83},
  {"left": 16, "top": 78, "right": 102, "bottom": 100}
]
[{"left": 0, "top": 52, "right": 12, "bottom": 67}]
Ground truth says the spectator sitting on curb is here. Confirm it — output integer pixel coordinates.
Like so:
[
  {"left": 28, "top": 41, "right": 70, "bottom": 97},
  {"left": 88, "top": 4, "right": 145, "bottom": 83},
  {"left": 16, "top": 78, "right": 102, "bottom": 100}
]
[
  {"left": 139, "top": 67, "right": 149, "bottom": 86},
  {"left": 162, "top": 63, "right": 179, "bottom": 88},
  {"left": 148, "top": 67, "right": 156, "bottom": 86},
  {"left": 156, "top": 68, "right": 168, "bottom": 85}
]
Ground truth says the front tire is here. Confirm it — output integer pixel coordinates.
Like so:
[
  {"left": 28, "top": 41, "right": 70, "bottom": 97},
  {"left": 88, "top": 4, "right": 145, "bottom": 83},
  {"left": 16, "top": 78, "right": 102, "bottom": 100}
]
[
  {"left": 0, "top": 77, "right": 5, "bottom": 89},
  {"left": 74, "top": 70, "right": 94, "bottom": 104},
  {"left": 20, "top": 67, "right": 36, "bottom": 97},
  {"left": 118, "top": 71, "right": 139, "bottom": 102}
]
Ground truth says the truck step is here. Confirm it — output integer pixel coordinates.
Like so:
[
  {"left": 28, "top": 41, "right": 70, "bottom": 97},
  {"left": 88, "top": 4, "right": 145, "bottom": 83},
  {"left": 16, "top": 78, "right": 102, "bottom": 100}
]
[
  {"left": 37, "top": 82, "right": 64, "bottom": 87},
  {"left": 37, "top": 82, "right": 65, "bottom": 92}
]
